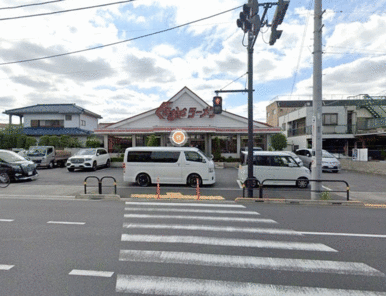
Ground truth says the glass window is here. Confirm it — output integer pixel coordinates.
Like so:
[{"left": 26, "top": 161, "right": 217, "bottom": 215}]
[
  {"left": 65, "top": 115, "right": 72, "bottom": 121},
  {"left": 323, "top": 114, "right": 338, "bottom": 125},
  {"left": 185, "top": 151, "right": 204, "bottom": 163}
]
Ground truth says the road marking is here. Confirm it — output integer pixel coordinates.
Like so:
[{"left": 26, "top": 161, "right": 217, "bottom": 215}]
[
  {"left": 125, "top": 201, "right": 245, "bottom": 208},
  {"left": 121, "top": 234, "right": 337, "bottom": 252},
  {"left": 300, "top": 231, "right": 386, "bottom": 239},
  {"left": 0, "top": 219, "right": 14, "bottom": 222},
  {"left": 47, "top": 221, "right": 85, "bottom": 225},
  {"left": 116, "top": 275, "right": 386, "bottom": 295},
  {"left": 124, "top": 214, "right": 276, "bottom": 224},
  {"left": 69, "top": 269, "right": 114, "bottom": 277},
  {"left": 0, "top": 265, "right": 14, "bottom": 270},
  {"left": 124, "top": 207, "right": 259, "bottom": 215},
  {"left": 322, "top": 185, "right": 332, "bottom": 191},
  {"left": 123, "top": 223, "right": 301, "bottom": 236},
  {"left": 119, "top": 250, "right": 384, "bottom": 276}
]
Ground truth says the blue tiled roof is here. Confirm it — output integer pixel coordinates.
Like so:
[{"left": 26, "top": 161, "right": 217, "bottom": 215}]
[
  {"left": 4, "top": 104, "right": 102, "bottom": 119},
  {"left": 23, "top": 127, "right": 93, "bottom": 136}
]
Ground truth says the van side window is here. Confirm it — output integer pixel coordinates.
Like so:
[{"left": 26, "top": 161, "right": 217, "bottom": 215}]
[
  {"left": 151, "top": 151, "right": 180, "bottom": 163},
  {"left": 185, "top": 151, "right": 204, "bottom": 163},
  {"left": 253, "top": 156, "right": 270, "bottom": 166},
  {"left": 127, "top": 151, "right": 180, "bottom": 163}
]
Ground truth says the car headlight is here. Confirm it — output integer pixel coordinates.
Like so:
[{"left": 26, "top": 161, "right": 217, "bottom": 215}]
[
  {"left": 11, "top": 165, "right": 23, "bottom": 173},
  {"left": 85, "top": 158, "right": 92, "bottom": 161}
]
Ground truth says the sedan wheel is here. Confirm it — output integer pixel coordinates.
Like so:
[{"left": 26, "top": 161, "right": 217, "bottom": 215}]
[
  {"left": 92, "top": 161, "right": 97, "bottom": 171},
  {"left": 296, "top": 177, "right": 309, "bottom": 188}
]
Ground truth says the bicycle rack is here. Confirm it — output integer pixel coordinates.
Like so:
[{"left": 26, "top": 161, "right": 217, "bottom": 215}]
[
  {"left": 84, "top": 176, "right": 117, "bottom": 195},
  {"left": 242, "top": 179, "right": 350, "bottom": 200}
]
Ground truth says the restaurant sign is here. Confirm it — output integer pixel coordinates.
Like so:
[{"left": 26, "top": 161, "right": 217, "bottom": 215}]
[{"left": 155, "top": 102, "right": 215, "bottom": 121}]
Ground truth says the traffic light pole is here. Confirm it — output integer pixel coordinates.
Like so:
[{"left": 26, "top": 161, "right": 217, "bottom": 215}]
[{"left": 247, "top": 29, "right": 255, "bottom": 198}]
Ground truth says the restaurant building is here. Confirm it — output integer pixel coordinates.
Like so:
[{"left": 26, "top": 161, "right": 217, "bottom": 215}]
[{"left": 95, "top": 87, "right": 280, "bottom": 158}]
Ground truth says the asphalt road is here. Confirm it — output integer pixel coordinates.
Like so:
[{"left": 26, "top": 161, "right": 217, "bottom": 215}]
[
  {"left": 0, "top": 198, "right": 385, "bottom": 295},
  {"left": 1, "top": 166, "right": 386, "bottom": 204}
]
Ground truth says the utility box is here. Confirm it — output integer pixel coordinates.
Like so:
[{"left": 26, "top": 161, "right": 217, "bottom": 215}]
[{"left": 352, "top": 148, "right": 368, "bottom": 161}]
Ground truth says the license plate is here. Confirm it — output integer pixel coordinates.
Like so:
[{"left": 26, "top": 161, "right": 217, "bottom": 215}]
[{"left": 28, "top": 171, "right": 32, "bottom": 176}]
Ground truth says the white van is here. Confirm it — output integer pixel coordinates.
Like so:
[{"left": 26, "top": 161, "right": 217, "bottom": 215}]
[
  {"left": 238, "top": 151, "right": 311, "bottom": 188},
  {"left": 123, "top": 147, "right": 215, "bottom": 187}
]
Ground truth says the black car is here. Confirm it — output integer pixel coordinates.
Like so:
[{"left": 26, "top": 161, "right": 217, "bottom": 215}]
[{"left": 0, "top": 150, "right": 39, "bottom": 181}]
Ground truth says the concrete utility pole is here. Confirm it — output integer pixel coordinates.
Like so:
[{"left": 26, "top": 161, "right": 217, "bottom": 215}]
[{"left": 311, "top": 0, "right": 323, "bottom": 200}]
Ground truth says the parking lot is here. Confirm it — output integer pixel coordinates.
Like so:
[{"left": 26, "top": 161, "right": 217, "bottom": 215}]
[{"left": 1, "top": 165, "right": 386, "bottom": 204}]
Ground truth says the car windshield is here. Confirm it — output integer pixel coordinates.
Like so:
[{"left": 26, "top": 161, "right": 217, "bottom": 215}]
[
  {"left": 76, "top": 149, "right": 97, "bottom": 156},
  {"left": 0, "top": 151, "right": 27, "bottom": 163},
  {"left": 322, "top": 151, "right": 335, "bottom": 158},
  {"left": 311, "top": 150, "right": 335, "bottom": 158},
  {"left": 27, "top": 148, "right": 46, "bottom": 157}
]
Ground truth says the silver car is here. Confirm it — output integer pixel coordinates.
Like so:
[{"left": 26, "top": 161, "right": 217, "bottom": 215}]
[
  {"left": 295, "top": 148, "right": 341, "bottom": 173},
  {"left": 283, "top": 151, "right": 303, "bottom": 167}
]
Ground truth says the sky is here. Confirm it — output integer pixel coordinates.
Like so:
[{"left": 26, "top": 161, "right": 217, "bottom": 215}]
[{"left": 1, "top": 0, "right": 386, "bottom": 125}]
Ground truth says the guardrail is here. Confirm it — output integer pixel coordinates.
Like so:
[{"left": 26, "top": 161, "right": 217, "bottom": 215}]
[
  {"left": 242, "top": 179, "right": 350, "bottom": 200},
  {"left": 84, "top": 176, "right": 117, "bottom": 195}
]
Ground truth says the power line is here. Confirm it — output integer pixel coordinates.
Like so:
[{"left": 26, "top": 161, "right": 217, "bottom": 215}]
[
  {"left": 0, "top": 0, "right": 135, "bottom": 21},
  {"left": 0, "top": 0, "right": 65, "bottom": 10},
  {"left": 0, "top": 5, "right": 242, "bottom": 66}
]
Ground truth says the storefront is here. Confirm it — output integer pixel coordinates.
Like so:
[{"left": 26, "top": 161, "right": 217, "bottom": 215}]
[{"left": 95, "top": 87, "right": 280, "bottom": 158}]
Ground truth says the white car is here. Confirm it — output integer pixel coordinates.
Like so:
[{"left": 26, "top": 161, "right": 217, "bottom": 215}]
[{"left": 66, "top": 148, "right": 111, "bottom": 172}]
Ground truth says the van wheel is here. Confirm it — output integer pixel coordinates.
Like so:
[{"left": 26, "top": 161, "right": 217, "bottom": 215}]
[
  {"left": 296, "top": 177, "right": 309, "bottom": 188},
  {"left": 137, "top": 173, "right": 151, "bottom": 187},
  {"left": 187, "top": 174, "right": 202, "bottom": 188}
]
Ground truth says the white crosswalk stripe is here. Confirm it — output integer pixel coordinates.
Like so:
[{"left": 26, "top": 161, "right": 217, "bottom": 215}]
[
  {"left": 123, "top": 223, "right": 302, "bottom": 235},
  {"left": 119, "top": 250, "right": 384, "bottom": 276},
  {"left": 124, "top": 207, "right": 260, "bottom": 215},
  {"left": 116, "top": 275, "right": 386, "bottom": 296},
  {"left": 124, "top": 213, "right": 276, "bottom": 223},
  {"left": 121, "top": 234, "right": 337, "bottom": 252},
  {"left": 115, "top": 201, "right": 385, "bottom": 295},
  {"left": 125, "top": 201, "right": 246, "bottom": 208}
]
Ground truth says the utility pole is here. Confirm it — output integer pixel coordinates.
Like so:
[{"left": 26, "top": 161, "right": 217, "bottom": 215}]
[{"left": 311, "top": 0, "right": 323, "bottom": 199}]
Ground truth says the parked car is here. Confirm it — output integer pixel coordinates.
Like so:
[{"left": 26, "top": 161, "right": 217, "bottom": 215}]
[
  {"left": 66, "top": 148, "right": 111, "bottom": 172},
  {"left": 283, "top": 151, "right": 303, "bottom": 167},
  {"left": 26, "top": 146, "right": 71, "bottom": 168},
  {"left": 238, "top": 151, "right": 310, "bottom": 188},
  {"left": 0, "top": 149, "right": 38, "bottom": 181},
  {"left": 295, "top": 148, "right": 341, "bottom": 173},
  {"left": 240, "top": 146, "right": 263, "bottom": 164}
]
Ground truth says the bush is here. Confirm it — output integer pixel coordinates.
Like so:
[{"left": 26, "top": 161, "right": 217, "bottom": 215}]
[
  {"left": 86, "top": 136, "right": 101, "bottom": 148},
  {"left": 111, "top": 157, "right": 124, "bottom": 162}
]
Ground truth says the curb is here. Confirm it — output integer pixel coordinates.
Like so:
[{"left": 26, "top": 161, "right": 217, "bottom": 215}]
[
  {"left": 75, "top": 194, "right": 121, "bottom": 200},
  {"left": 234, "top": 197, "right": 364, "bottom": 206}
]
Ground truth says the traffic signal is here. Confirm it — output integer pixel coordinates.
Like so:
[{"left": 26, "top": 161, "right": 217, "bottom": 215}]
[
  {"left": 213, "top": 96, "right": 222, "bottom": 114},
  {"left": 236, "top": 0, "right": 260, "bottom": 36},
  {"left": 269, "top": 0, "right": 289, "bottom": 45}
]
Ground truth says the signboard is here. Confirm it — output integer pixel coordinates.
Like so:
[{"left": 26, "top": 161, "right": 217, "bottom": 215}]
[
  {"left": 170, "top": 130, "right": 188, "bottom": 146},
  {"left": 156, "top": 102, "right": 215, "bottom": 121}
]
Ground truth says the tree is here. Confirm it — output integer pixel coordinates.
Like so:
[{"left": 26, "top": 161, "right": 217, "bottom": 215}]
[
  {"left": 86, "top": 136, "right": 101, "bottom": 148},
  {"left": 48, "top": 135, "right": 60, "bottom": 147},
  {"left": 146, "top": 135, "right": 159, "bottom": 146},
  {"left": 271, "top": 133, "right": 287, "bottom": 151},
  {"left": 212, "top": 137, "right": 222, "bottom": 161}
]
